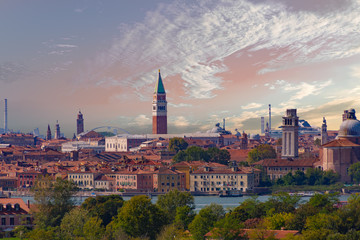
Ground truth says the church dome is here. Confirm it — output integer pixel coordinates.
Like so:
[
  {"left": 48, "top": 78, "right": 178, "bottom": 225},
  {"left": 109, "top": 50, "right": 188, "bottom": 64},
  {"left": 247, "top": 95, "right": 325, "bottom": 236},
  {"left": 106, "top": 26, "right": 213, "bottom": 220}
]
[
  {"left": 338, "top": 109, "right": 360, "bottom": 137},
  {"left": 209, "top": 123, "right": 222, "bottom": 133}
]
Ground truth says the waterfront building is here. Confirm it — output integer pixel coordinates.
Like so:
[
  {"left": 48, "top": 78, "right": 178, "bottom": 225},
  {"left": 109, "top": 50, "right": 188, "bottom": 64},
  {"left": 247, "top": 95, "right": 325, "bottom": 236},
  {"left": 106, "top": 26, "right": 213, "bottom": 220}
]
[
  {"left": 282, "top": 109, "right": 299, "bottom": 158},
  {"left": 258, "top": 158, "right": 317, "bottom": 180},
  {"left": 153, "top": 167, "right": 186, "bottom": 193},
  {"left": 67, "top": 170, "right": 100, "bottom": 189},
  {"left": 152, "top": 70, "right": 167, "bottom": 134},
  {"left": 189, "top": 165, "right": 255, "bottom": 193}
]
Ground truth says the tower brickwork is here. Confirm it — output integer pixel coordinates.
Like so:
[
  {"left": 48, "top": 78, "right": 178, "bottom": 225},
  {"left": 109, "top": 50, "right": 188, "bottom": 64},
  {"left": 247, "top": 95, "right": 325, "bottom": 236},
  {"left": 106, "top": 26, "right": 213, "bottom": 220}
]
[
  {"left": 55, "top": 121, "right": 61, "bottom": 139},
  {"left": 77, "top": 111, "right": 84, "bottom": 135},
  {"left": 152, "top": 70, "right": 167, "bottom": 134},
  {"left": 282, "top": 109, "right": 299, "bottom": 158}
]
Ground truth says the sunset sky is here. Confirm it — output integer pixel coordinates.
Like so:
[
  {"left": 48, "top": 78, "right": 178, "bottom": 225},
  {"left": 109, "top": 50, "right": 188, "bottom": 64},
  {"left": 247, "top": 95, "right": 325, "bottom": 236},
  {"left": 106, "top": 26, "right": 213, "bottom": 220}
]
[{"left": 1, "top": 0, "right": 360, "bottom": 137}]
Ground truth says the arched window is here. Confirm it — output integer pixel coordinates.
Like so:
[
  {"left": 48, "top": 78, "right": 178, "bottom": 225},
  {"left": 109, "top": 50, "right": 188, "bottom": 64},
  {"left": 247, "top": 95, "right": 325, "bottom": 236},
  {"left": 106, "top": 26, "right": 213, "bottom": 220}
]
[
  {"left": 14, "top": 204, "right": 20, "bottom": 211},
  {"left": 6, "top": 203, "right": 12, "bottom": 211}
]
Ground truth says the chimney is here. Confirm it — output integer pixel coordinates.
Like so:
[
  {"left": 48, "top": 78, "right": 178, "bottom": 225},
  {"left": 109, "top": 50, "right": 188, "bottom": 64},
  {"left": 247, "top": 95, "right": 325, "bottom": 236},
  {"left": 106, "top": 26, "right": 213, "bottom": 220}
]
[
  {"left": 268, "top": 104, "right": 271, "bottom": 132},
  {"left": 27, "top": 200, "right": 30, "bottom": 209}
]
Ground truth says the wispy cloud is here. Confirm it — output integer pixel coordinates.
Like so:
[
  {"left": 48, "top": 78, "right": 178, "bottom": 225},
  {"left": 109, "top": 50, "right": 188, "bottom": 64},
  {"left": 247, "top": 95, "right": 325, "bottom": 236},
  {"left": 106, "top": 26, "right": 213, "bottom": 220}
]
[
  {"left": 168, "top": 103, "right": 192, "bottom": 108},
  {"left": 172, "top": 116, "right": 190, "bottom": 127},
  {"left": 241, "top": 103, "right": 263, "bottom": 110},
  {"left": 129, "top": 114, "right": 151, "bottom": 126},
  {"left": 89, "top": 0, "right": 360, "bottom": 99}
]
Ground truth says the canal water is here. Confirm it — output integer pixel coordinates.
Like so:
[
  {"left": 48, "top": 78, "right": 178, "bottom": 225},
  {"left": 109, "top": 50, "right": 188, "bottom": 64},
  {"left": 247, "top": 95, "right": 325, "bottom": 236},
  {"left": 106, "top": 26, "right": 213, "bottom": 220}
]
[{"left": 19, "top": 194, "right": 351, "bottom": 212}]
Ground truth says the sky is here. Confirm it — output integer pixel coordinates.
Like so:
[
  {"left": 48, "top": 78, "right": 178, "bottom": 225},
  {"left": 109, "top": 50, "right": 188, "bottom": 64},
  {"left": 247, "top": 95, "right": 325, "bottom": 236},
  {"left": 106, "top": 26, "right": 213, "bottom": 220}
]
[{"left": 1, "top": 0, "right": 360, "bottom": 137}]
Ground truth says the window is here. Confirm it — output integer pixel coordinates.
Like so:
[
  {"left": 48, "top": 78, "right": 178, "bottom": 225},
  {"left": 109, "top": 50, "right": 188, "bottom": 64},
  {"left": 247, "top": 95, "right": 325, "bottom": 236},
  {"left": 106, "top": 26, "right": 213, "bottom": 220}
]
[
  {"left": 6, "top": 204, "right": 11, "bottom": 211},
  {"left": 14, "top": 204, "right": 20, "bottom": 211},
  {"left": 10, "top": 218, "right": 14, "bottom": 225},
  {"left": 1, "top": 218, "right": 5, "bottom": 225}
]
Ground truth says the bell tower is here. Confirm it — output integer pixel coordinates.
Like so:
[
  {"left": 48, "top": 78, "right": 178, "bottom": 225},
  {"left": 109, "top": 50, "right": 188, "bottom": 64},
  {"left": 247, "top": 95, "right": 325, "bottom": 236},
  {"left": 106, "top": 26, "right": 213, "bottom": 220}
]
[
  {"left": 321, "top": 117, "right": 328, "bottom": 145},
  {"left": 281, "top": 109, "right": 299, "bottom": 158},
  {"left": 152, "top": 70, "right": 167, "bottom": 134},
  {"left": 77, "top": 110, "right": 84, "bottom": 135}
]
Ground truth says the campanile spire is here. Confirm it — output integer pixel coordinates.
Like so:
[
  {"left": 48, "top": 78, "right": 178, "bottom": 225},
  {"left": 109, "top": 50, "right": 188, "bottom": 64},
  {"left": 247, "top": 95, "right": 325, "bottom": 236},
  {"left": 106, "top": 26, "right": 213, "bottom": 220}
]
[{"left": 152, "top": 70, "right": 167, "bottom": 134}]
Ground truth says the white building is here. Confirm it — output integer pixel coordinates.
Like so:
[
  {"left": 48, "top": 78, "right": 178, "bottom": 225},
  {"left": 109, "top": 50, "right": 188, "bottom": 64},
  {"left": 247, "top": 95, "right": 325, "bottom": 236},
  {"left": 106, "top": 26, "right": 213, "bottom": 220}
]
[
  {"left": 105, "top": 133, "right": 223, "bottom": 152},
  {"left": 61, "top": 141, "right": 105, "bottom": 153}
]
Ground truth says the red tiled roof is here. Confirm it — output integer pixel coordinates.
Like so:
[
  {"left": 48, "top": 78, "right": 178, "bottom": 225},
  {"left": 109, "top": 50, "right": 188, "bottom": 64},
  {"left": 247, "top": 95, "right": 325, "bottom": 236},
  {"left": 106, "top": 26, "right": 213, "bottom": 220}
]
[
  {"left": 257, "top": 158, "right": 318, "bottom": 167},
  {"left": 322, "top": 138, "right": 360, "bottom": 147}
]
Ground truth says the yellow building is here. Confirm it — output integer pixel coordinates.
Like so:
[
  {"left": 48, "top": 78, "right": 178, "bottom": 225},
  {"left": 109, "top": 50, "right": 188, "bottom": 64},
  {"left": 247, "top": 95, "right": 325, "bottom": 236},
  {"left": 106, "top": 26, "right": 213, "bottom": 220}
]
[
  {"left": 153, "top": 167, "right": 186, "bottom": 193},
  {"left": 190, "top": 166, "right": 255, "bottom": 193}
]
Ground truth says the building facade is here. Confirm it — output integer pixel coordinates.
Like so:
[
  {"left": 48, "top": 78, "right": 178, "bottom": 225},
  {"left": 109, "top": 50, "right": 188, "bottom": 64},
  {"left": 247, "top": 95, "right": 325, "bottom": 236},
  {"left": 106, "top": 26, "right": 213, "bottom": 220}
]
[
  {"left": 0, "top": 198, "right": 32, "bottom": 231},
  {"left": 320, "top": 109, "right": 360, "bottom": 182},
  {"left": 190, "top": 166, "right": 255, "bottom": 193},
  {"left": 152, "top": 70, "right": 167, "bottom": 134}
]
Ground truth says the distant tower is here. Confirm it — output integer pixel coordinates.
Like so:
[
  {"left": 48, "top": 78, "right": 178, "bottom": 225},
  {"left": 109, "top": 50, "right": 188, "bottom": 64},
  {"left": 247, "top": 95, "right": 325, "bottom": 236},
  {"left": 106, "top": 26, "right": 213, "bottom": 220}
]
[
  {"left": 4, "top": 99, "right": 8, "bottom": 133},
  {"left": 77, "top": 111, "right": 84, "bottom": 135},
  {"left": 54, "top": 121, "right": 61, "bottom": 139},
  {"left": 241, "top": 131, "right": 248, "bottom": 149},
  {"left": 268, "top": 104, "right": 271, "bottom": 133},
  {"left": 152, "top": 70, "right": 167, "bottom": 134},
  {"left": 261, "top": 117, "right": 265, "bottom": 134},
  {"left": 321, "top": 117, "right": 328, "bottom": 145},
  {"left": 46, "top": 124, "right": 52, "bottom": 140},
  {"left": 281, "top": 109, "right": 299, "bottom": 159}
]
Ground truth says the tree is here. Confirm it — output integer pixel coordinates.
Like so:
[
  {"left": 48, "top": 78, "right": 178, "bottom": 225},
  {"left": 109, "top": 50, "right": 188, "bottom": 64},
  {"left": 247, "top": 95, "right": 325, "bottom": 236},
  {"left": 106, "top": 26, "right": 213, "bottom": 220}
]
[
  {"left": 314, "top": 138, "right": 321, "bottom": 146},
  {"left": 305, "top": 168, "right": 322, "bottom": 185},
  {"left": 308, "top": 193, "right": 339, "bottom": 213},
  {"left": 60, "top": 208, "right": 90, "bottom": 240},
  {"left": 83, "top": 217, "right": 105, "bottom": 240},
  {"left": 81, "top": 195, "right": 124, "bottom": 226},
  {"left": 32, "top": 176, "right": 78, "bottom": 228},
  {"left": 349, "top": 162, "right": 360, "bottom": 183},
  {"left": 248, "top": 144, "right": 276, "bottom": 163},
  {"left": 207, "top": 147, "right": 231, "bottom": 165},
  {"left": 112, "top": 195, "right": 166, "bottom": 240},
  {"left": 168, "top": 137, "right": 188, "bottom": 153},
  {"left": 264, "top": 212, "right": 295, "bottom": 230},
  {"left": 174, "top": 205, "right": 196, "bottom": 230},
  {"left": 156, "top": 189, "right": 195, "bottom": 223},
  {"left": 189, "top": 203, "right": 225, "bottom": 240},
  {"left": 293, "top": 170, "right": 306, "bottom": 185},
  {"left": 173, "top": 146, "right": 210, "bottom": 163},
  {"left": 265, "top": 192, "right": 300, "bottom": 215}
]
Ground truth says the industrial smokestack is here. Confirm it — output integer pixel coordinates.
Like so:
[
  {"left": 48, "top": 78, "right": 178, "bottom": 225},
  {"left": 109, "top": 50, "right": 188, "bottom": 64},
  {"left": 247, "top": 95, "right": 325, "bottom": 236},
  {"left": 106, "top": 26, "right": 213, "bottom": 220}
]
[
  {"left": 223, "top": 118, "right": 225, "bottom": 130},
  {"left": 261, "top": 117, "right": 264, "bottom": 134},
  {"left": 268, "top": 104, "right": 271, "bottom": 132},
  {"left": 4, "top": 99, "right": 8, "bottom": 133}
]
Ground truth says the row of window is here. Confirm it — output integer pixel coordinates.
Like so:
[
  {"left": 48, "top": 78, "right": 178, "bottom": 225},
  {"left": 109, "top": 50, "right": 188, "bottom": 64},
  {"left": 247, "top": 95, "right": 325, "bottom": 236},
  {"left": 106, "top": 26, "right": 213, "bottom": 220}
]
[
  {"left": 268, "top": 167, "right": 305, "bottom": 171},
  {"left": 194, "top": 181, "right": 244, "bottom": 186},
  {"left": 0, "top": 204, "right": 20, "bottom": 211},
  {"left": 69, "top": 175, "right": 92, "bottom": 179},
  {"left": 194, "top": 175, "right": 244, "bottom": 179},
  {"left": 194, "top": 187, "right": 243, "bottom": 192}
]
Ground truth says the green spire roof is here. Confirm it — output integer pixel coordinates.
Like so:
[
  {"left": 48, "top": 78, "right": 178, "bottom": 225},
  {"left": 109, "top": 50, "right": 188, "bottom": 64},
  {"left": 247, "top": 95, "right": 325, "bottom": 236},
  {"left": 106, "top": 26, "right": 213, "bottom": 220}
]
[{"left": 154, "top": 69, "right": 165, "bottom": 94}]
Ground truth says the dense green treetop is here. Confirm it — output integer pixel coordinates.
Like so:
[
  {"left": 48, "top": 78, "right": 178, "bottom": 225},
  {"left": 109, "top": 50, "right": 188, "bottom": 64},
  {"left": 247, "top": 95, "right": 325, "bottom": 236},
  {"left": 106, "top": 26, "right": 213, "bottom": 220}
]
[
  {"left": 32, "top": 176, "right": 78, "bottom": 229},
  {"left": 156, "top": 189, "right": 194, "bottom": 223},
  {"left": 81, "top": 195, "right": 124, "bottom": 226},
  {"left": 247, "top": 144, "right": 276, "bottom": 163},
  {"left": 168, "top": 137, "right": 188, "bottom": 153}
]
